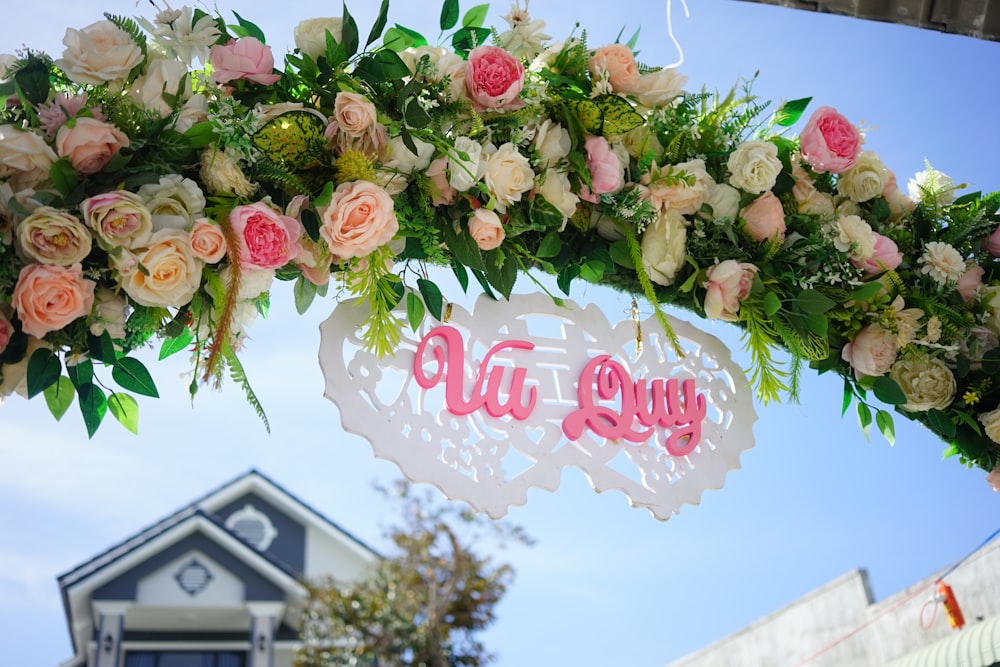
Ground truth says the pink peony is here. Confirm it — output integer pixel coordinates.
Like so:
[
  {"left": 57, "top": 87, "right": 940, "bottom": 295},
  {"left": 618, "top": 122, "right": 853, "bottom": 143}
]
[
  {"left": 12, "top": 263, "right": 96, "bottom": 339},
  {"left": 229, "top": 202, "right": 304, "bottom": 270},
  {"left": 858, "top": 233, "right": 903, "bottom": 274},
  {"left": 0, "top": 312, "right": 13, "bottom": 355},
  {"left": 703, "top": 260, "right": 758, "bottom": 322},
  {"left": 465, "top": 45, "right": 525, "bottom": 112},
  {"left": 841, "top": 323, "right": 898, "bottom": 378},
  {"left": 210, "top": 37, "right": 280, "bottom": 86},
  {"left": 467, "top": 208, "right": 505, "bottom": 251},
  {"left": 320, "top": 180, "right": 399, "bottom": 259},
  {"left": 56, "top": 117, "right": 130, "bottom": 175},
  {"left": 799, "top": 106, "right": 861, "bottom": 174},
  {"left": 580, "top": 135, "right": 624, "bottom": 203},
  {"left": 740, "top": 191, "right": 786, "bottom": 242}
]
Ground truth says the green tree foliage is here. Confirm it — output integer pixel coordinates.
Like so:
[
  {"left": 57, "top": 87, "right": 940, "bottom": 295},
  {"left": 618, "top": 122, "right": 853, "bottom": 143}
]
[{"left": 295, "top": 482, "right": 534, "bottom": 667}]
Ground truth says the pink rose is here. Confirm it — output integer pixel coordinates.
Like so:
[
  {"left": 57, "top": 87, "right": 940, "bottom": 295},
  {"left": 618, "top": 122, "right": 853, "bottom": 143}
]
[
  {"left": 958, "top": 265, "right": 985, "bottom": 302},
  {"left": 740, "top": 191, "right": 786, "bottom": 242},
  {"left": 799, "top": 106, "right": 861, "bottom": 174},
  {"left": 0, "top": 313, "right": 13, "bottom": 355},
  {"left": 320, "top": 180, "right": 399, "bottom": 259},
  {"left": 858, "top": 233, "right": 902, "bottom": 274},
  {"left": 986, "top": 225, "right": 1000, "bottom": 258},
  {"left": 465, "top": 45, "right": 525, "bottom": 112},
  {"left": 588, "top": 44, "right": 640, "bottom": 92},
  {"left": 56, "top": 117, "right": 130, "bottom": 175},
  {"left": 12, "top": 263, "right": 96, "bottom": 338},
  {"left": 841, "top": 323, "right": 898, "bottom": 378},
  {"left": 580, "top": 135, "right": 624, "bottom": 203},
  {"left": 703, "top": 260, "right": 758, "bottom": 322},
  {"left": 230, "top": 202, "right": 304, "bottom": 270},
  {"left": 210, "top": 37, "right": 280, "bottom": 86},
  {"left": 427, "top": 156, "right": 456, "bottom": 207},
  {"left": 189, "top": 218, "right": 227, "bottom": 263},
  {"left": 468, "top": 208, "right": 505, "bottom": 251},
  {"left": 81, "top": 191, "right": 152, "bottom": 249}
]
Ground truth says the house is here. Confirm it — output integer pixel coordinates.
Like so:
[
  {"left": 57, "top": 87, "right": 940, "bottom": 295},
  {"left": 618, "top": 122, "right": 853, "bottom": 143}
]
[{"left": 57, "top": 470, "right": 381, "bottom": 667}]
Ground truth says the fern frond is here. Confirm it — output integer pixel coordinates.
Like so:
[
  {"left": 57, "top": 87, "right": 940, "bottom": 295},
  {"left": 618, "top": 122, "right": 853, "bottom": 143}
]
[
  {"left": 739, "top": 306, "right": 789, "bottom": 404},
  {"left": 103, "top": 13, "right": 148, "bottom": 67},
  {"left": 774, "top": 316, "right": 829, "bottom": 361},
  {"left": 223, "top": 346, "right": 271, "bottom": 433}
]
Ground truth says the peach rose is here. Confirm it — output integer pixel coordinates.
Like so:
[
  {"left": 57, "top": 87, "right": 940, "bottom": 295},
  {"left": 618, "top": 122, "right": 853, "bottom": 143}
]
[
  {"left": 210, "top": 37, "right": 280, "bottom": 85},
  {"left": 468, "top": 208, "right": 505, "bottom": 251},
  {"left": 12, "top": 263, "right": 96, "bottom": 338},
  {"left": 189, "top": 218, "right": 227, "bottom": 263},
  {"left": 55, "top": 20, "right": 143, "bottom": 86},
  {"left": 740, "top": 191, "right": 786, "bottom": 242},
  {"left": 81, "top": 191, "right": 152, "bottom": 249},
  {"left": 703, "top": 260, "right": 758, "bottom": 322},
  {"left": 0, "top": 124, "right": 58, "bottom": 190},
  {"left": 333, "top": 92, "right": 378, "bottom": 138},
  {"left": 17, "top": 207, "right": 93, "bottom": 265},
  {"left": 120, "top": 229, "right": 203, "bottom": 308},
  {"left": 230, "top": 202, "right": 304, "bottom": 270},
  {"left": 56, "top": 117, "right": 130, "bottom": 175},
  {"left": 320, "top": 180, "right": 399, "bottom": 259},
  {"left": 466, "top": 45, "right": 525, "bottom": 112},
  {"left": 589, "top": 44, "right": 639, "bottom": 92},
  {"left": 642, "top": 159, "right": 713, "bottom": 216},
  {"left": 799, "top": 106, "right": 861, "bottom": 174},
  {"left": 841, "top": 323, "right": 898, "bottom": 378}
]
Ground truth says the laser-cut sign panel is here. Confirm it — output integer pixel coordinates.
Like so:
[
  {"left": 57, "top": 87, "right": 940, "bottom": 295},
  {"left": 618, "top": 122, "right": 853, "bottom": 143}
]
[{"left": 320, "top": 293, "right": 757, "bottom": 520}]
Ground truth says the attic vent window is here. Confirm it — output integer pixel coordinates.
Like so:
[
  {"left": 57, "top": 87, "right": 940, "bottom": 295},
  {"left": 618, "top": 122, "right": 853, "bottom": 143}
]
[
  {"left": 174, "top": 558, "right": 213, "bottom": 596},
  {"left": 225, "top": 503, "right": 278, "bottom": 550}
]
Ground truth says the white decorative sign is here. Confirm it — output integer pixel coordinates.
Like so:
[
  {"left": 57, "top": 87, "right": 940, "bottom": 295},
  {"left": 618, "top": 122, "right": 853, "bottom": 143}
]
[{"left": 319, "top": 293, "right": 757, "bottom": 520}]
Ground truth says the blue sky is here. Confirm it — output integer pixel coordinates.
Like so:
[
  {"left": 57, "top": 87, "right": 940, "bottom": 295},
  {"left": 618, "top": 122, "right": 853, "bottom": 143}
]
[{"left": 1, "top": 1, "right": 999, "bottom": 666}]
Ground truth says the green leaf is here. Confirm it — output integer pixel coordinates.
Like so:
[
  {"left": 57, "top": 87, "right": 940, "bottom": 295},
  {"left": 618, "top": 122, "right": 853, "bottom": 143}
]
[
  {"left": 763, "top": 291, "right": 782, "bottom": 317},
  {"left": 43, "top": 376, "right": 75, "bottom": 421},
  {"left": 982, "top": 348, "right": 1000, "bottom": 375},
  {"left": 452, "top": 26, "right": 491, "bottom": 55},
  {"left": 483, "top": 249, "right": 518, "bottom": 299},
  {"left": 857, "top": 402, "right": 872, "bottom": 440},
  {"left": 108, "top": 392, "right": 140, "bottom": 435},
  {"left": 609, "top": 241, "right": 634, "bottom": 269},
  {"left": 942, "top": 443, "right": 960, "bottom": 459},
  {"left": 876, "top": 409, "right": 895, "bottom": 446},
  {"left": 537, "top": 232, "right": 563, "bottom": 259},
  {"left": 50, "top": 158, "right": 79, "bottom": 198},
  {"left": 451, "top": 257, "right": 470, "bottom": 292},
  {"left": 341, "top": 3, "right": 360, "bottom": 58},
  {"left": 87, "top": 332, "right": 119, "bottom": 365},
  {"left": 301, "top": 207, "right": 321, "bottom": 242},
  {"left": 294, "top": 274, "right": 319, "bottom": 314},
  {"left": 404, "top": 99, "right": 432, "bottom": 128},
  {"left": 366, "top": 0, "right": 390, "bottom": 46},
  {"left": 462, "top": 4, "right": 490, "bottom": 27},
  {"left": 231, "top": 11, "right": 266, "bottom": 42},
  {"left": 27, "top": 348, "right": 61, "bottom": 398},
  {"left": 927, "top": 409, "right": 956, "bottom": 438},
  {"left": 872, "top": 376, "right": 907, "bottom": 406},
  {"left": 373, "top": 49, "right": 411, "bottom": 79},
  {"left": 566, "top": 95, "right": 644, "bottom": 136},
  {"left": 67, "top": 359, "right": 94, "bottom": 388},
  {"left": 773, "top": 96, "right": 812, "bottom": 127},
  {"left": 557, "top": 264, "right": 580, "bottom": 295},
  {"left": 417, "top": 278, "right": 444, "bottom": 321},
  {"left": 314, "top": 181, "right": 335, "bottom": 209},
  {"left": 580, "top": 259, "right": 606, "bottom": 282},
  {"left": 471, "top": 268, "right": 497, "bottom": 300},
  {"left": 444, "top": 220, "right": 487, "bottom": 271},
  {"left": 793, "top": 289, "right": 835, "bottom": 314},
  {"left": 159, "top": 329, "right": 193, "bottom": 360},
  {"left": 13, "top": 55, "right": 51, "bottom": 105},
  {"left": 384, "top": 24, "right": 427, "bottom": 51},
  {"left": 77, "top": 383, "right": 108, "bottom": 438},
  {"left": 853, "top": 281, "right": 885, "bottom": 302},
  {"left": 112, "top": 357, "right": 159, "bottom": 398},
  {"left": 805, "top": 312, "right": 828, "bottom": 337},
  {"left": 528, "top": 195, "right": 564, "bottom": 231},
  {"left": 183, "top": 121, "right": 218, "bottom": 149},
  {"left": 406, "top": 291, "right": 426, "bottom": 331},
  {"left": 441, "top": 0, "right": 460, "bottom": 30},
  {"left": 841, "top": 380, "right": 853, "bottom": 417}
]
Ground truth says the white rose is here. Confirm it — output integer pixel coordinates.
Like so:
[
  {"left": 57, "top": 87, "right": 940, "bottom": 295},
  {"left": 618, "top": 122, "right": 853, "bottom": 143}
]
[
  {"left": 536, "top": 169, "right": 579, "bottom": 228},
  {"left": 908, "top": 167, "right": 957, "bottom": 206},
  {"left": 832, "top": 214, "right": 875, "bottom": 262},
  {"left": 834, "top": 197, "right": 862, "bottom": 218},
  {"left": 130, "top": 57, "right": 190, "bottom": 117},
  {"left": 838, "top": 151, "right": 889, "bottom": 203},
  {"left": 449, "top": 136, "right": 484, "bottom": 192},
  {"left": 625, "top": 67, "right": 687, "bottom": 108},
  {"left": 173, "top": 93, "right": 208, "bottom": 133},
  {"left": 199, "top": 148, "right": 255, "bottom": 198},
  {"left": 485, "top": 143, "right": 534, "bottom": 212},
  {"left": 0, "top": 125, "right": 57, "bottom": 191},
  {"left": 56, "top": 20, "right": 144, "bottom": 86},
  {"left": 372, "top": 169, "right": 409, "bottom": 197},
  {"left": 221, "top": 266, "right": 275, "bottom": 299},
  {"left": 385, "top": 136, "right": 434, "bottom": 175},
  {"left": 294, "top": 18, "right": 344, "bottom": 60},
  {"left": 701, "top": 183, "right": 740, "bottom": 220},
  {"left": 138, "top": 174, "right": 206, "bottom": 231},
  {"left": 980, "top": 406, "right": 1000, "bottom": 445},
  {"left": 798, "top": 190, "right": 835, "bottom": 216},
  {"left": 889, "top": 358, "right": 956, "bottom": 412},
  {"left": 533, "top": 119, "right": 571, "bottom": 167},
  {"left": 89, "top": 287, "right": 128, "bottom": 339},
  {"left": 641, "top": 209, "right": 688, "bottom": 286},
  {"left": 727, "top": 140, "right": 782, "bottom": 194}
]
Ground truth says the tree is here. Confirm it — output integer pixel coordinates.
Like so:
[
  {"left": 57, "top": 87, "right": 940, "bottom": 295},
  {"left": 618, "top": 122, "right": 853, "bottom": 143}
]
[{"left": 296, "top": 481, "right": 534, "bottom": 667}]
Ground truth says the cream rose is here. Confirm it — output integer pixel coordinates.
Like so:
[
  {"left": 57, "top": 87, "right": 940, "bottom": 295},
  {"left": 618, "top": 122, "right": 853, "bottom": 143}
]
[
  {"left": 987, "top": 468, "right": 1000, "bottom": 493},
  {"left": 485, "top": 143, "right": 534, "bottom": 212},
  {"left": 56, "top": 20, "right": 144, "bottom": 86},
  {"left": 468, "top": 208, "right": 505, "bottom": 251},
  {"left": 0, "top": 124, "right": 58, "bottom": 190},
  {"left": 12, "top": 263, "right": 96, "bottom": 338},
  {"left": 81, "top": 191, "right": 153, "bottom": 249},
  {"left": 701, "top": 183, "right": 740, "bottom": 220},
  {"left": 727, "top": 140, "right": 782, "bottom": 194},
  {"left": 200, "top": 148, "right": 255, "bottom": 198},
  {"left": 138, "top": 174, "right": 206, "bottom": 231},
  {"left": 979, "top": 407, "right": 1000, "bottom": 446},
  {"left": 17, "top": 207, "right": 93, "bottom": 266},
  {"left": 130, "top": 57, "right": 191, "bottom": 117},
  {"left": 56, "top": 117, "right": 130, "bottom": 176},
  {"left": 625, "top": 67, "right": 687, "bottom": 108},
  {"left": 838, "top": 151, "right": 889, "bottom": 203},
  {"left": 294, "top": 18, "right": 344, "bottom": 60},
  {"left": 120, "top": 229, "right": 203, "bottom": 308},
  {"left": 536, "top": 169, "right": 579, "bottom": 227},
  {"left": 385, "top": 136, "right": 434, "bottom": 174},
  {"left": 889, "top": 358, "right": 956, "bottom": 412},
  {"left": 832, "top": 214, "right": 876, "bottom": 263},
  {"left": 449, "top": 136, "right": 484, "bottom": 192},
  {"left": 641, "top": 209, "right": 688, "bottom": 286},
  {"left": 89, "top": 287, "right": 128, "bottom": 339},
  {"left": 841, "top": 324, "right": 898, "bottom": 378},
  {"left": 533, "top": 119, "right": 571, "bottom": 168}
]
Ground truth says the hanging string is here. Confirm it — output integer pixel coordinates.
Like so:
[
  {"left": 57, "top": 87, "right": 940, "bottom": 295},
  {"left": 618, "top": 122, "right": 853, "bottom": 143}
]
[
  {"left": 631, "top": 298, "right": 643, "bottom": 356},
  {"left": 663, "top": 0, "right": 690, "bottom": 69}
]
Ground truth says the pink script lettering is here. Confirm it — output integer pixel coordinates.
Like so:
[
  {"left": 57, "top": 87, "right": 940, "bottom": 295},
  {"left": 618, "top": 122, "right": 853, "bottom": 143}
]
[
  {"left": 413, "top": 325, "right": 537, "bottom": 420},
  {"left": 561, "top": 355, "right": 707, "bottom": 456}
]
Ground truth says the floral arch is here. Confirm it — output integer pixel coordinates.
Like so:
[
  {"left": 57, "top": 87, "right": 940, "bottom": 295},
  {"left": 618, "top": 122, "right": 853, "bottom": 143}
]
[{"left": 1, "top": 0, "right": 999, "bottom": 492}]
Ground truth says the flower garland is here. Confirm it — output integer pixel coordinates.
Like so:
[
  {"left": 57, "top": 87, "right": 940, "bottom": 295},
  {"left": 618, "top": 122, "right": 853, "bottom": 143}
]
[{"left": 1, "top": 1, "right": 998, "bottom": 486}]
